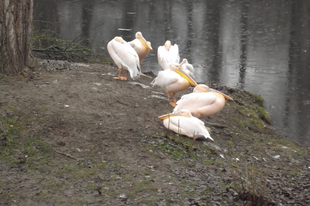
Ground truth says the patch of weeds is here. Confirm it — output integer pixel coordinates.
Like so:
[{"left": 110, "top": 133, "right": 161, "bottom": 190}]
[
  {"left": 73, "top": 167, "right": 97, "bottom": 179},
  {"left": 226, "top": 140, "right": 235, "bottom": 148},
  {"left": 64, "top": 165, "right": 74, "bottom": 172},
  {"left": 123, "top": 174, "right": 132, "bottom": 181},
  {"left": 0, "top": 117, "right": 22, "bottom": 146},
  {"left": 230, "top": 162, "right": 274, "bottom": 205},
  {"left": 32, "top": 28, "right": 110, "bottom": 64},
  {"left": 126, "top": 180, "right": 158, "bottom": 199},
  {"left": 88, "top": 183, "right": 97, "bottom": 190},
  {"left": 267, "top": 138, "right": 308, "bottom": 159},
  {"left": 46, "top": 181, "right": 66, "bottom": 190},
  {"left": 150, "top": 135, "right": 198, "bottom": 159},
  {"left": 203, "top": 159, "right": 215, "bottom": 165},
  {"left": 252, "top": 94, "right": 265, "bottom": 106},
  {"left": 98, "top": 161, "right": 107, "bottom": 169},
  {"left": 257, "top": 106, "right": 269, "bottom": 123}
]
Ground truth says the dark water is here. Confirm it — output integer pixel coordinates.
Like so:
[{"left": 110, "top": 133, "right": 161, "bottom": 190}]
[{"left": 33, "top": 0, "right": 310, "bottom": 146}]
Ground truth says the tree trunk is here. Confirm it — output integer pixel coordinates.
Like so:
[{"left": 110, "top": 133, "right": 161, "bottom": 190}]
[{"left": 0, "top": 0, "right": 36, "bottom": 75}]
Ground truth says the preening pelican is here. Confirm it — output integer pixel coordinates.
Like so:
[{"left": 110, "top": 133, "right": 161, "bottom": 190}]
[
  {"left": 158, "top": 109, "right": 213, "bottom": 141},
  {"left": 129, "top": 31, "right": 153, "bottom": 65},
  {"left": 157, "top": 40, "right": 180, "bottom": 70},
  {"left": 151, "top": 63, "right": 197, "bottom": 107},
  {"left": 107, "top": 36, "right": 141, "bottom": 80},
  {"left": 173, "top": 84, "right": 234, "bottom": 118},
  {"left": 170, "top": 58, "right": 195, "bottom": 79}
]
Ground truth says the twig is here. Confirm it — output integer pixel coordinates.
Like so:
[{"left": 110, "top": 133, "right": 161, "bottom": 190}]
[
  {"left": 116, "top": 99, "right": 128, "bottom": 106},
  {"left": 303, "top": 184, "right": 310, "bottom": 188},
  {"left": 64, "top": 22, "right": 105, "bottom": 51},
  {"left": 204, "top": 121, "right": 227, "bottom": 128},
  {"left": 54, "top": 150, "right": 78, "bottom": 160}
]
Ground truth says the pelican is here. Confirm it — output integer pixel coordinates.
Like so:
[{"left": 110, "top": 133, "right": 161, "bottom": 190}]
[
  {"left": 129, "top": 31, "right": 153, "bottom": 65},
  {"left": 173, "top": 84, "right": 234, "bottom": 118},
  {"left": 171, "top": 58, "right": 195, "bottom": 79},
  {"left": 151, "top": 63, "right": 197, "bottom": 107},
  {"left": 157, "top": 40, "right": 180, "bottom": 70},
  {"left": 107, "top": 36, "right": 141, "bottom": 80},
  {"left": 158, "top": 109, "right": 213, "bottom": 141}
]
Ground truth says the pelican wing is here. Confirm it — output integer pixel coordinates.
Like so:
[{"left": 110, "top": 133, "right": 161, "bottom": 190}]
[
  {"left": 174, "top": 92, "right": 217, "bottom": 113},
  {"left": 128, "top": 39, "right": 139, "bottom": 49},
  {"left": 157, "top": 44, "right": 180, "bottom": 70},
  {"left": 163, "top": 116, "right": 213, "bottom": 140},
  {"left": 151, "top": 70, "right": 179, "bottom": 87},
  {"left": 108, "top": 39, "right": 141, "bottom": 79},
  {"left": 157, "top": 45, "right": 170, "bottom": 70},
  {"left": 180, "top": 62, "right": 195, "bottom": 79},
  {"left": 169, "top": 44, "right": 180, "bottom": 64}
]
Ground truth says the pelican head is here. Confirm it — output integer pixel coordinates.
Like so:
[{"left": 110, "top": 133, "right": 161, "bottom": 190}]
[
  {"left": 136, "top": 31, "right": 153, "bottom": 51},
  {"left": 114, "top": 36, "right": 125, "bottom": 43},
  {"left": 169, "top": 63, "right": 198, "bottom": 87},
  {"left": 164, "top": 40, "right": 171, "bottom": 50},
  {"left": 158, "top": 109, "right": 192, "bottom": 120},
  {"left": 194, "top": 84, "right": 234, "bottom": 101}
]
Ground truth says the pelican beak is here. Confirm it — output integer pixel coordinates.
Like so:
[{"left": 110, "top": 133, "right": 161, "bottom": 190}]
[
  {"left": 174, "top": 68, "right": 198, "bottom": 87},
  {"left": 207, "top": 88, "right": 234, "bottom": 101},
  {"left": 137, "top": 33, "right": 153, "bottom": 50},
  {"left": 158, "top": 112, "right": 182, "bottom": 120},
  {"left": 178, "top": 59, "right": 187, "bottom": 68}
]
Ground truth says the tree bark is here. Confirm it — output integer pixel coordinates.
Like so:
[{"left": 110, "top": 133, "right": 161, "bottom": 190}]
[{"left": 0, "top": 0, "right": 36, "bottom": 75}]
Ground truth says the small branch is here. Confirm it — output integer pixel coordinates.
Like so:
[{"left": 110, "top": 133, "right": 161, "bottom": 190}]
[
  {"left": 54, "top": 150, "right": 78, "bottom": 160},
  {"left": 205, "top": 121, "right": 227, "bottom": 128}
]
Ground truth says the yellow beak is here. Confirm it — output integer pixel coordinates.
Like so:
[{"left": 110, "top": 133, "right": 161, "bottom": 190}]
[
  {"left": 207, "top": 88, "right": 234, "bottom": 101},
  {"left": 137, "top": 34, "right": 153, "bottom": 50},
  {"left": 158, "top": 112, "right": 182, "bottom": 120},
  {"left": 174, "top": 68, "right": 198, "bottom": 87}
]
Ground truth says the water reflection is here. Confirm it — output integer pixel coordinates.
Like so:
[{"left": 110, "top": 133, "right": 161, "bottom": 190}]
[{"left": 33, "top": 0, "right": 310, "bottom": 145}]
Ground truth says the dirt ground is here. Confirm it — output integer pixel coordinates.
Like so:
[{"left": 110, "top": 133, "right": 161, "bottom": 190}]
[{"left": 0, "top": 59, "right": 309, "bottom": 206}]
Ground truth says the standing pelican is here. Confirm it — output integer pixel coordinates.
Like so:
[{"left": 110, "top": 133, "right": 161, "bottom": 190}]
[
  {"left": 173, "top": 84, "right": 234, "bottom": 118},
  {"left": 171, "top": 58, "right": 195, "bottom": 79},
  {"left": 107, "top": 36, "right": 141, "bottom": 80},
  {"left": 151, "top": 63, "right": 197, "bottom": 107},
  {"left": 157, "top": 40, "right": 180, "bottom": 70},
  {"left": 158, "top": 109, "right": 213, "bottom": 141},
  {"left": 129, "top": 31, "right": 153, "bottom": 65}
]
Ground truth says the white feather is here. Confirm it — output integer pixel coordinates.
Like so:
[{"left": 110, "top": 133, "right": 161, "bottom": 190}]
[
  {"left": 162, "top": 114, "right": 213, "bottom": 141},
  {"left": 157, "top": 42, "right": 180, "bottom": 70},
  {"left": 107, "top": 37, "right": 141, "bottom": 80},
  {"left": 173, "top": 92, "right": 217, "bottom": 113}
]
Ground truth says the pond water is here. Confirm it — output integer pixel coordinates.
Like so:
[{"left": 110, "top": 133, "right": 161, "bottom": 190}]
[{"left": 33, "top": 0, "right": 310, "bottom": 146}]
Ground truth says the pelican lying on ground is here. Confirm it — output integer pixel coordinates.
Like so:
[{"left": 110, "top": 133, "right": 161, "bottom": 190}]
[
  {"left": 158, "top": 109, "right": 213, "bottom": 141},
  {"left": 107, "top": 36, "right": 141, "bottom": 80},
  {"left": 173, "top": 84, "right": 234, "bottom": 118},
  {"left": 151, "top": 63, "right": 197, "bottom": 107},
  {"left": 157, "top": 40, "right": 180, "bottom": 70},
  {"left": 129, "top": 31, "right": 153, "bottom": 65}
]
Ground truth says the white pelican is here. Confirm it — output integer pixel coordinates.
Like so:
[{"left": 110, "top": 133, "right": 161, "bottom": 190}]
[
  {"left": 158, "top": 109, "right": 213, "bottom": 141},
  {"left": 171, "top": 58, "right": 195, "bottom": 79},
  {"left": 129, "top": 31, "right": 153, "bottom": 65},
  {"left": 151, "top": 63, "right": 197, "bottom": 107},
  {"left": 173, "top": 84, "right": 234, "bottom": 118},
  {"left": 157, "top": 40, "right": 180, "bottom": 70},
  {"left": 107, "top": 36, "right": 141, "bottom": 80}
]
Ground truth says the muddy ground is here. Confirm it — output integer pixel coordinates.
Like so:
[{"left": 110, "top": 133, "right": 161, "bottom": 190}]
[{"left": 0, "top": 59, "right": 309, "bottom": 206}]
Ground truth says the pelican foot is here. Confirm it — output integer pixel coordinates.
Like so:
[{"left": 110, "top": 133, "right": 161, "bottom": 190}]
[
  {"left": 113, "top": 76, "right": 128, "bottom": 81},
  {"left": 140, "top": 73, "right": 152, "bottom": 78},
  {"left": 169, "top": 102, "right": 176, "bottom": 107}
]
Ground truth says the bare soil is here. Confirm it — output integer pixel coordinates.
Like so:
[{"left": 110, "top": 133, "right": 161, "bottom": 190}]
[{"left": 0, "top": 59, "right": 309, "bottom": 206}]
